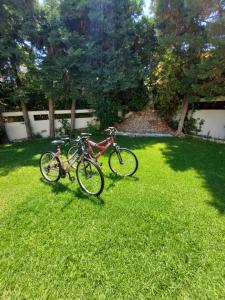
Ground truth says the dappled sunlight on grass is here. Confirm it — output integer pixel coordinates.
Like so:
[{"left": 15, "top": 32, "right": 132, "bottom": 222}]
[{"left": 161, "top": 138, "right": 225, "bottom": 214}]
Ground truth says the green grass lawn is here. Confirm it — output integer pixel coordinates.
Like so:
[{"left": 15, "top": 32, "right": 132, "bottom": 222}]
[{"left": 0, "top": 136, "right": 225, "bottom": 299}]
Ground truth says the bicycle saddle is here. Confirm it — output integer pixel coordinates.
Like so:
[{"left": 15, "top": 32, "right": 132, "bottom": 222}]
[
  {"left": 60, "top": 137, "right": 70, "bottom": 142},
  {"left": 51, "top": 140, "right": 65, "bottom": 146},
  {"left": 80, "top": 133, "right": 92, "bottom": 137}
]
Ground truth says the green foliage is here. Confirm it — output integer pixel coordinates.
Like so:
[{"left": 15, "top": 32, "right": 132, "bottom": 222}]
[
  {"left": 121, "top": 86, "right": 149, "bottom": 112},
  {"left": 60, "top": 0, "right": 156, "bottom": 124},
  {"left": 1, "top": 0, "right": 224, "bottom": 133},
  {"left": 31, "top": 133, "right": 42, "bottom": 139},
  {"left": 86, "top": 121, "right": 100, "bottom": 135},
  {"left": 184, "top": 117, "right": 205, "bottom": 135},
  {"left": 151, "top": 50, "right": 182, "bottom": 120},
  {"left": 170, "top": 116, "right": 205, "bottom": 135},
  {"left": 55, "top": 118, "right": 77, "bottom": 137},
  {"left": 151, "top": 0, "right": 225, "bottom": 124},
  {"left": 0, "top": 0, "right": 38, "bottom": 107},
  {"left": 91, "top": 97, "right": 120, "bottom": 129},
  {"left": 0, "top": 0, "right": 156, "bottom": 125}
]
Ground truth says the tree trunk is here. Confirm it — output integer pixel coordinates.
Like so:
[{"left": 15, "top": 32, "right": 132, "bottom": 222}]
[
  {"left": 176, "top": 98, "right": 189, "bottom": 137},
  {"left": 71, "top": 99, "right": 76, "bottom": 130},
  {"left": 48, "top": 98, "right": 55, "bottom": 138},
  {"left": 10, "top": 59, "right": 32, "bottom": 139},
  {"left": 21, "top": 101, "right": 32, "bottom": 139},
  {"left": 0, "top": 113, "right": 8, "bottom": 143}
]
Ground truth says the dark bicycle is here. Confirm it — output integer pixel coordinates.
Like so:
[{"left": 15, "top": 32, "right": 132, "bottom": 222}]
[{"left": 39, "top": 136, "right": 104, "bottom": 196}]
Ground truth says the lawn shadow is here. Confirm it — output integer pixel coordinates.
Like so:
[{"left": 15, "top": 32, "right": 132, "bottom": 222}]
[
  {"left": 0, "top": 136, "right": 164, "bottom": 177},
  {"left": 0, "top": 138, "right": 53, "bottom": 177},
  {"left": 3, "top": 136, "right": 224, "bottom": 214},
  {"left": 0, "top": 146, "right": 39, "bottom": 177},
  {"left": 104, "top": 173, "right": 139, "bottom": 190},
  {"left": 40, "top": 178, "right": 105, "bottom": 209},
  {"left": 161, "top": 137, "right": 225, "bottom": 214}
]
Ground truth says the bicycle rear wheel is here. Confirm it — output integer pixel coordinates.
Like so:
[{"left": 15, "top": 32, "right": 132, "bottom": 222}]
[
  {"left": 108, "top": 148, "right": 138, "bottom": 177},
  {"left": 40, "top": 152, "right": 61, "bottom": 182},
  {"left": 76, "top": 158, "right": 104, "bottom": 196}
]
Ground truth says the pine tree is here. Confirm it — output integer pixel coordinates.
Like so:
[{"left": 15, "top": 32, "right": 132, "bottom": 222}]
[
  {"left": 59, "top": 0, "right": 89, "bottom": 130},
  {"left": 88, "top": 0, "right": 157, "bottom": 127},
  {"left": 0, "top": 0, "right": 38, "bottom": 138},
  {"left": 152, "top": 0, "right": 220, "bottom": 135},
  {"left": 38, "top": 0, "right": 65, "bottom": 137},
  {"left": 59, "top": 0, "right": 157, "bottom": 128}
]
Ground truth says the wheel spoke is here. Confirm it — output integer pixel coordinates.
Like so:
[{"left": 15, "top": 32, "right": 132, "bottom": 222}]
[
  {"left": 40, "top": 153, "right": 60, "bottom": 182},
  {"left": 109, "top": 149, "right": 137, "bottom": 176},
  {"left": 68, "top": 146, "right": 79, "bottom": 169},
  {"left": 77, "top": 160, "right": 103, "bottom": 195}
]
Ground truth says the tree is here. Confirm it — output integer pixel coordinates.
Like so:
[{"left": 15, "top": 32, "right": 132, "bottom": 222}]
[
  {"left": 37, "top": 0, "right": 64, "bottom": 138},
  {"left": 59, "top": 0, "right": 88, "bottom": 130},
  {"left": 1, "top": 0, "right": 157, "bottom": 136},
  {"left": 194, "top": 1, "right": 225, "bottom": 100},
  {"left": 58, "top": 0, "right": 157, "bottom": 128},
  {"left": 0, "top": 108, "right": 8, "bottom": 143},
  {"left": 152, "top": 0, "right": 218, "bottom": 135},
  {"left": 84, "top": 0, "right": 157, "bottom": 127},
  {"left": 0, "top": 0, "right": 38, "bottom": 138}
]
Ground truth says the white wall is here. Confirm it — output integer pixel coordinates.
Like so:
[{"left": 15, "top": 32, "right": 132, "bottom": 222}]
[
  {"left": 4, "top": 108, "right": 225, "bottom": 140},
  {"left": 193, "top": 110, "right": 225, "bottom": 139},
  {"left": 2, "top": 109, "right": 96, "bottom": 141}
]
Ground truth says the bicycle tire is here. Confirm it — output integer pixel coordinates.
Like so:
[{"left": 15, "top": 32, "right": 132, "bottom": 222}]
[
  {"left": 76, "top": 158, "right": 104, "bottom": 196},
  {"left": 39, "top": 151, "right": 61, "bottom": 182},
  {"left": 108, "top": 147, "right": 138, "bottom": 177}
]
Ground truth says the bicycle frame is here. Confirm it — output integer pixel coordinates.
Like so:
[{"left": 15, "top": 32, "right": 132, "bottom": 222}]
[
  {"left": 86, "top": 136, "right": 115, "bottom": 160},
  {"left": 53, "top": 147, "right": 78, "bottom": 173}
]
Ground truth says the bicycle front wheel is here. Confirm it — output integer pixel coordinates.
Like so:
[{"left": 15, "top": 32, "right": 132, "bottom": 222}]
[
  {"left": 39, "top": 152, "right": 61, "bottom": 182},
  {"left": 108, "top": 148, "right": 138, "bottom": 177},
  {"left": 76, "top": 158, "right": 104, "bottom": 196}
]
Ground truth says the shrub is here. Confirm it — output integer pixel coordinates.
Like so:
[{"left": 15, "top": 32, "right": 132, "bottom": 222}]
[
  {"left": 91, "top": 98, "right": 119, "bottom": 129},
  {"left": 32, "top": 133, "right": 42, "bottom": 139},
  {"left": 170, "top": 116, "right": 205, "bottom": 135},
  {"left": 126, "top": 87, "right": 149, "bottom": 112},
  {"left": 86, "top": 121, "right": 100, "bottom": 135},
  {"left": 55, "top": 118, "right": 77, "bottom": 137}
]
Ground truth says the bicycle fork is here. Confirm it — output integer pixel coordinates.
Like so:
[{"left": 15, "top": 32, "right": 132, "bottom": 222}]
[
  {"left": 115, "top": 145, "right": 124, "bottom": 164},
  {"left": 80, "top": 157, "right": 92, "bottom": 179}
]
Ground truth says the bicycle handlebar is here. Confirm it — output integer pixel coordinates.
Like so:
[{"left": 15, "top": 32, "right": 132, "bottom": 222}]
[
  {"left": 58, "top": 126, "right": 117, "bottom": 146},
  {"left": 104, "top": 127, "right": 117, "bottom": 136}
]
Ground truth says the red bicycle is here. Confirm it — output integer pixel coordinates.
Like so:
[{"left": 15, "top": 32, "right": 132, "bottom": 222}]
[{"left": 67, "top": 127, "right": 138, "bottom": 177}]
